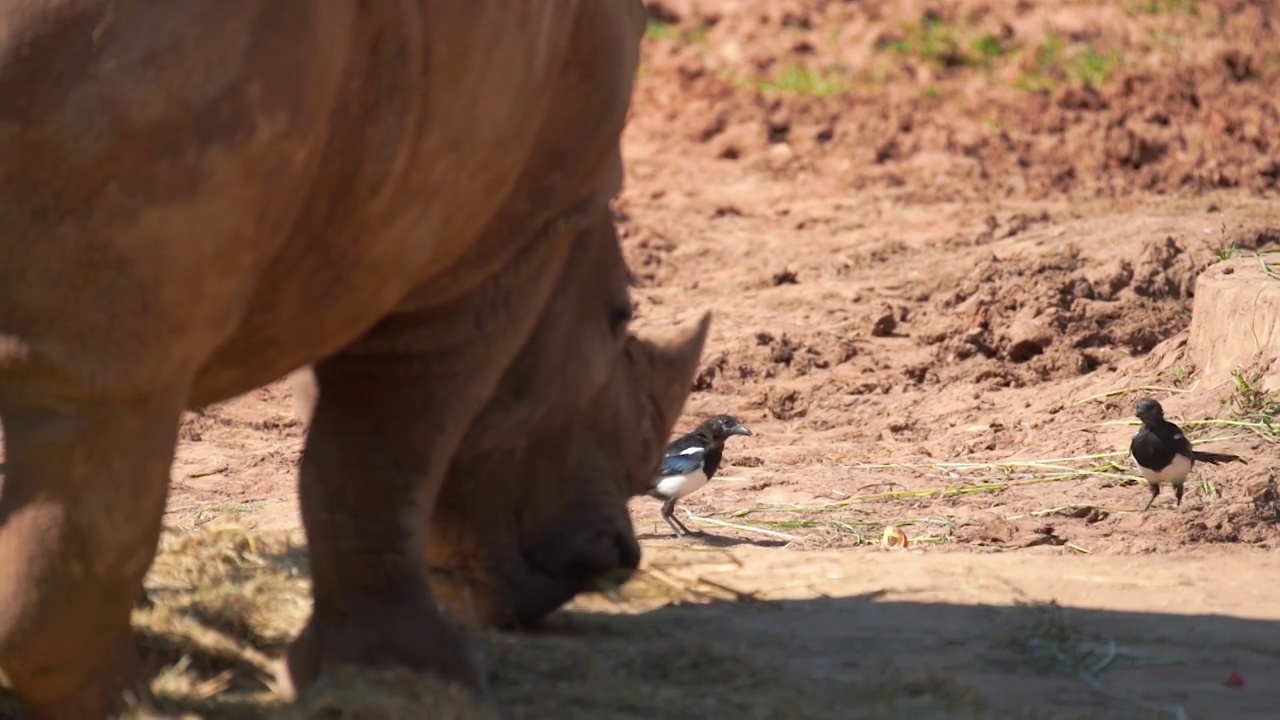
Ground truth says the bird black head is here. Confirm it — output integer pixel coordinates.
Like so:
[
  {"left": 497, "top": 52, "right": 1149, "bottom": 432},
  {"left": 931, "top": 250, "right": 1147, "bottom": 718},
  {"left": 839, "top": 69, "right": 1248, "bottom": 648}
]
[
  {"left": 1134, "top": 398, "right": 1165, "bottom": 425},
  {"left": 698, "top": 414, "right": 753, "bottom": 441}
]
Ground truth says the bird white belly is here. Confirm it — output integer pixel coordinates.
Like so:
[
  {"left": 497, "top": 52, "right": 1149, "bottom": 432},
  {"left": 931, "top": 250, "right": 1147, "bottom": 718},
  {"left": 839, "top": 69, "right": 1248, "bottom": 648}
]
[
  {"left": 653, "top": 469, "right": 709, "bottom": 499},
  {"left": 1138, "top": 453, "right": 1193, "bottom": 486}
]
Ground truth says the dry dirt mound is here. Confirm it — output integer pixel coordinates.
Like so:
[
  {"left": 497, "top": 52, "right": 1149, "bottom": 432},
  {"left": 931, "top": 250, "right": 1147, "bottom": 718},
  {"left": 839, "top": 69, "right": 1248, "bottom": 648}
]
[
  {"left": 918, "top": 233, "right": 1200, "bottom": 388},
  {"left": 636, "top": 0, "right": 1280, "bottom": 200}
]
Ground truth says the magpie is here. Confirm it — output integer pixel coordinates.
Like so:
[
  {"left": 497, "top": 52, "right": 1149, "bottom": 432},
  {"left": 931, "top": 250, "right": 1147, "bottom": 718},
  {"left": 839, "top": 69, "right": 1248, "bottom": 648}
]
[
  {"left": 1129, "top": 398, "right": 1247, "bottom": 511},
  {"left": 648, "top": 414, "right": 753, "bottom": 537}
]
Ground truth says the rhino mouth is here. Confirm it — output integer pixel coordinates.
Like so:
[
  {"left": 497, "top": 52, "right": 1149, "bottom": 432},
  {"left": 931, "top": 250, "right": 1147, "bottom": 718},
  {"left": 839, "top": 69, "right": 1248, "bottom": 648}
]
[
  {"left": 516, "top": 551, "right": 638, "bottom": 625},
  {"left": 427, "top": 528, "right": 640, "bottom": 630}
]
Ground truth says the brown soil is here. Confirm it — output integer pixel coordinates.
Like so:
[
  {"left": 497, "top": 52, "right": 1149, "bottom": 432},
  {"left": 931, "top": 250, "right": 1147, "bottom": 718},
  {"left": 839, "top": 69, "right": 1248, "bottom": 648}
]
[{"left": 5, "top": 0, "right": 1280, "bottom": 717}]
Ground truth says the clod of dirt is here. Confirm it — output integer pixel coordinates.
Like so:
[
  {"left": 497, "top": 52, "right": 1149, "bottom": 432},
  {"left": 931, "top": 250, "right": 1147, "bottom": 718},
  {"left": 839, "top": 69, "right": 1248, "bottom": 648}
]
[
  {"left": 870, "top": 307, "right": 898, "bottom": 337},
  {"left": 1247, "top": 478, "right": 1280, "bottom": 516},
  {"left": 965, "top": 517, "right": 1020, "bottom": 546},
  {"left": 1131, "top": 235, "right": 1195, "bottom": 300},
  {"left": 772, "top": 268, "right": 799, "bottom": 285},
  {"left": 744, "top": 333, "right": 831, "bottom": 377},
  {"left": 836, "top": 338, "right": 861, "bottom": 363},
  {"left": 767, "top": 390, "right": 807, "bottom": 420},
  {"left": 693, "top": 352, "right": 730, "bottom": 392},
  {"left": 770, "top": 337, "right": 798, "bottom": 365},
  {"left": 1004, "top": 309, "right": 1054, "bottom": 363},
  {"left": 1084, "top": 259, "right": 1134, "bottom": 302},
  {"left": 1057, "top": 83, "right": 1109, "bottom": 112},
  {"left": 1220, "top": 49, "right": 1259, "bottom": 83},
  {"left": 711, "top": 123, "right": 763, "bottom": 161},
  {"left": 1021, "top": 525, "right": 1065, "bottom": 548},
  {"left": 765, "top": 142, "right": 798, "bottom": 171}
]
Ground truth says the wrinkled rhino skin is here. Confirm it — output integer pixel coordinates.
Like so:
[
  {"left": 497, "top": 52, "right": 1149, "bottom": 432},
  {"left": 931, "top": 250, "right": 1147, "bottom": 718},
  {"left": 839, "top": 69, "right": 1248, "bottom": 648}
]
[
  {"left": 0, "top": 1, "right": 707, "bottom": 717},
  {"left": 290, "top": 216, "right": 711, "bottom": 630}
]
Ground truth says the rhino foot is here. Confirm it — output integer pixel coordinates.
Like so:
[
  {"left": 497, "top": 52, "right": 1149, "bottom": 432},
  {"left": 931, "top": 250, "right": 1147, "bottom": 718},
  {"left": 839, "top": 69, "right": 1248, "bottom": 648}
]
[
  {"left": 284, "top": 597, "right": 481, "bottom": 697},
  {"left": 4, "top": 634, "right": 149, "bottom": 720}
]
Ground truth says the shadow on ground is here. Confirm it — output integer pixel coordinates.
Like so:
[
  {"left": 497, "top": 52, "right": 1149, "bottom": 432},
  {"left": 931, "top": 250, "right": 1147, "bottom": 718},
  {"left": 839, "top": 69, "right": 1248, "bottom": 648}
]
[{"left": 1, "top": 533, "right": 1274, "bottom": 719}]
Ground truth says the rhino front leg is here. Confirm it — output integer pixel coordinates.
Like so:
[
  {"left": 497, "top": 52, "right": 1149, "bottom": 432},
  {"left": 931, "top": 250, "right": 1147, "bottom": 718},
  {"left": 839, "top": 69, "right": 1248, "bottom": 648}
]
[
  {"left": 0, "top": 391, "right": 185, "bottom": 718},
  {"left": 286, "top": 345, "right": 491, "bottom": 692},
  {"left": 285, "top": 215, "right": 579, "bottom": 694}
]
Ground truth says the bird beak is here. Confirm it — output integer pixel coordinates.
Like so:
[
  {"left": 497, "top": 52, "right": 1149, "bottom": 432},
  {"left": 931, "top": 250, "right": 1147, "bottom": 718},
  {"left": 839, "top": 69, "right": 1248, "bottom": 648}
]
[{"left": 732, "top": 425, "right": 753, "bottom": 437}]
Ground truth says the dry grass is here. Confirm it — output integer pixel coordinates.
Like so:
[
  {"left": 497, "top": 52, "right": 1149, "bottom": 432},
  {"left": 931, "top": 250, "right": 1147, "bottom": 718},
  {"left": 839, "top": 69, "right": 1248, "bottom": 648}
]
[
  {"left": 683, "top": 450, "right": 1143, "bottom": 547},
  {"left": 0, "top": 523, "right": 999, "bottom": 719},
  {"left": 687, "top": 386, "right": 1277, "bottom": 547}
]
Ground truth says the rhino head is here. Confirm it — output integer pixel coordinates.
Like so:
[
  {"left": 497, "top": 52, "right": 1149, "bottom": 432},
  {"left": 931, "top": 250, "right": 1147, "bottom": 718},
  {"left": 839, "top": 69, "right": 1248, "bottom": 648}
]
[
  {"left": 426, "top": 326, "right": 706, "bottom": 627},
  {"left": 289, "top": 208, "right": 707, "bottom": 628},
  {"left": 425, "top": 208, "right": 708, "bottom": 628}
]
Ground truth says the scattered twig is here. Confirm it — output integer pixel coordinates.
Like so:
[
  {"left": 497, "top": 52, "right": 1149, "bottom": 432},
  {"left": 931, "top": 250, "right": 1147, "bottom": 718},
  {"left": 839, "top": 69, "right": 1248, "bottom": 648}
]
[{"left": 683, "top": 512, "right": 800, "bottom": 541}]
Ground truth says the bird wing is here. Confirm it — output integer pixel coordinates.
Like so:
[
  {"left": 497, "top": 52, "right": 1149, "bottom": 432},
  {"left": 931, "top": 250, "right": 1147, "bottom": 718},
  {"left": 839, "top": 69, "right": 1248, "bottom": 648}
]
[
  {"left": 660, "top": 444, "right": 705, "bottom": 477},
  {"left": 1158, "top": 419, "right": 1244, "bottom": 464},
  {"left": 1169, "top": 428, "right": 1195, "bottom": 458}
]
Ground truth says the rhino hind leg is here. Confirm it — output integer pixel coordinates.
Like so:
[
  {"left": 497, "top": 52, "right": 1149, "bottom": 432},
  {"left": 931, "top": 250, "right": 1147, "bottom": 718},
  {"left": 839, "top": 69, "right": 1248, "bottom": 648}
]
[{"left": 0, "top": 391, "right": 185, "bottom": 718}]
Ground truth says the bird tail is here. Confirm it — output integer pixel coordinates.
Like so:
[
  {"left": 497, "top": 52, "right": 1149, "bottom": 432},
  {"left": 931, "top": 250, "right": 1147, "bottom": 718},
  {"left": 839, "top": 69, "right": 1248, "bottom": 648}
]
[{"left": 1192, "top": 450, "right": 1247, "bottom": 465}]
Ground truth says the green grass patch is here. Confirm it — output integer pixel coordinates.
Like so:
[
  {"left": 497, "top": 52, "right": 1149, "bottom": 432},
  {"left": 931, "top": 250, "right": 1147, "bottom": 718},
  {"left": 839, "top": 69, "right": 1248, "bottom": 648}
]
[
  {"left": 1214, "top": 242, "right": 1240, "bottom": 262},
  {"left": 1017, "top": 35, "right": 1122, "bottom": 92},
  {"left": 1126, "top": 0, "right": 1201, "bottom": 15},
  {"left": 645, "top": 19, "right": 674, "bottom": 41},
  {"left": 1222, "top": 367, "right": 1280, "bottom": 437},
  {"left": 880, "top": 16, "right": 968, "bottom": 68},
  {"left": 757, "top": 65, "right": 853, "bottom": 96},
  {"left": 645, "top": 19, "right": 710, "bottom": 45},
  {"left": 878, "top": 16, "right": 1010, "bottom": 71},
  {"left": 970, "top": 32, "right": 1010, "bottom": 68}
]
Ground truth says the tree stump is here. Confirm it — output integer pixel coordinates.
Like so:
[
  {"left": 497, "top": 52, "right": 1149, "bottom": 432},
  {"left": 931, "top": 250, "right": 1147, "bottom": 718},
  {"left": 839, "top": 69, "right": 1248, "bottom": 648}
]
[{"left": 1187, "top": 256, "right": 1280, "bottom": 392}]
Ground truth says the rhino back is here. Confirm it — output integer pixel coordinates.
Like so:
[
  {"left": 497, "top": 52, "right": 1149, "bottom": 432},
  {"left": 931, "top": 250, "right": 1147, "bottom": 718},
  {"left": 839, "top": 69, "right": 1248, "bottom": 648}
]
[{"left": 0, "top": 0, "right": 643, "bottom": 407}]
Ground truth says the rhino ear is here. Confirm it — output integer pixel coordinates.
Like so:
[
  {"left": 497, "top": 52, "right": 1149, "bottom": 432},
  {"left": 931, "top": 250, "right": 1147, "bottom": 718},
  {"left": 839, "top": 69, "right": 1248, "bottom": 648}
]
[{"left": 643, "top": 312, "right": 711, "bottom": 431}]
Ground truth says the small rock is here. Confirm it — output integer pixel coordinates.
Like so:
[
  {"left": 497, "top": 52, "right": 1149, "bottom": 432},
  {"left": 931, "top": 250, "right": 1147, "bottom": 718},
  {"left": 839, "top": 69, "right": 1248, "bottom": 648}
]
[
  {"left": 772, "top": 268, "right": 799, "bottom": 285},
  {"left": 1003, "top": 308, "right": 1054, "bottom": 362},
  {"left": 870, "top": 307, "right": 897, "bottom": 337},
  {"left": 712, "top": 123, "right": 762, "bottom": 161},
  {"left": 766, "top": 142, "right": 796, "bottom": 169}
]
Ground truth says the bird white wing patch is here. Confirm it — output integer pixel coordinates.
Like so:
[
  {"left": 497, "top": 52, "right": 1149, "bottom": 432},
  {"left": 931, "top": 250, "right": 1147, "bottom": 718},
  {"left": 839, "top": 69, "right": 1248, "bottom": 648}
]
[
  {"left": 652, "top": 469, "right": 709, "bottom": 500},
  {"left": 678, "top": 446, "right": 703, "bottom": 455}
]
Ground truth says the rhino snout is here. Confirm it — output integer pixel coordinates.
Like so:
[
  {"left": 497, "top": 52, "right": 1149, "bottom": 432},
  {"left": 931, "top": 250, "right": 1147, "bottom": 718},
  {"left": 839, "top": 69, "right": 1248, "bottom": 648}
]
[{"left": 525, "top": 527, "right": 640, "bottom": 596}]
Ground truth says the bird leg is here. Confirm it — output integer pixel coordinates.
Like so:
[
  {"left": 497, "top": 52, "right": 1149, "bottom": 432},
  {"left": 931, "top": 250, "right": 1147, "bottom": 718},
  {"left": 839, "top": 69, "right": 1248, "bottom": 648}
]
[
  {"left": 1173, "top": 483, "right": 1185, "bottom": 507},
  {"left": 660, "top": 498, "right": 693, "bottom": 536},
  {"left": 1142, "top": 483, "right": 1161, "bottom": 511}
]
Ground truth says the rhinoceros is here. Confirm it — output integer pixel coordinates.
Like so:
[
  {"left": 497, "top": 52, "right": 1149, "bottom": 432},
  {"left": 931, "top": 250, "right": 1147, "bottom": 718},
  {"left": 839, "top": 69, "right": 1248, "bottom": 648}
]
[{"left": 0, "top": 1, "right": 705, "bottom": 717}]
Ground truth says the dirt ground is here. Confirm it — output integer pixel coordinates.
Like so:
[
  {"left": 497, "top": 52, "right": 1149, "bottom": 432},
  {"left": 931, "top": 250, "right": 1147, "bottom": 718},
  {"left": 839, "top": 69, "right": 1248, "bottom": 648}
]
[{"left": 5, "top": 0, "right": 1280, "bottom": 717}]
